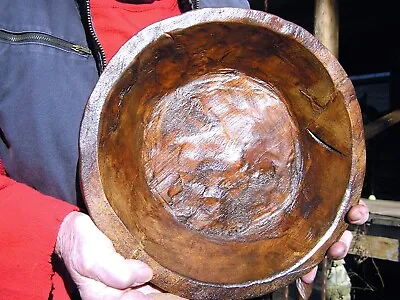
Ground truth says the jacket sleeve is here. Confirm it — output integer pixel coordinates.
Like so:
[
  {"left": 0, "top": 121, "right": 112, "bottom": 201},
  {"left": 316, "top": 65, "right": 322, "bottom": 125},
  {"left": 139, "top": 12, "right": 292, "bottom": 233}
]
[{"left": 0, "top": 169, "right": 77, "bottom": 299}]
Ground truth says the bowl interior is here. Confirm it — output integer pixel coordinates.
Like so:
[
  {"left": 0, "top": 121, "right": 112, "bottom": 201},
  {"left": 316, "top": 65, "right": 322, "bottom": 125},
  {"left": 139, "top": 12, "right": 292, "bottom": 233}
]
[{"left": 96, "top": 21, "right": 352, "bottom": 285}]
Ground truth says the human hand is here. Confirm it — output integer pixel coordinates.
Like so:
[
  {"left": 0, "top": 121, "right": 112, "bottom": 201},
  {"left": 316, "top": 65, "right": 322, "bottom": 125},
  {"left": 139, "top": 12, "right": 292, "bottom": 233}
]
[
  {"left": 55, "top": 211, "right": 184, "bottom": 300},
  {"left": 301, "top": 199, "right": 369, "bottom": 284}
]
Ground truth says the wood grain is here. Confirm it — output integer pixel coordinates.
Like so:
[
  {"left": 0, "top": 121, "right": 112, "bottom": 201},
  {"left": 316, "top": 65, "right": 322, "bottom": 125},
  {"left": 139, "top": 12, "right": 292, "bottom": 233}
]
[
  {"left": 349, "top": 234, "right": 399, "bottom": 262},
  {"left": 79, "top": 8, "right": 365, "bottom": 299}
]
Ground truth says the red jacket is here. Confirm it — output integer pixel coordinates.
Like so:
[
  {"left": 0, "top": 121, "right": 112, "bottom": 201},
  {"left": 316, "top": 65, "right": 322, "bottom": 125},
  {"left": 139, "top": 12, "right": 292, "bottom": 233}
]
[{"left": 0, "top": 161, "right": 76, "bottom": 299}]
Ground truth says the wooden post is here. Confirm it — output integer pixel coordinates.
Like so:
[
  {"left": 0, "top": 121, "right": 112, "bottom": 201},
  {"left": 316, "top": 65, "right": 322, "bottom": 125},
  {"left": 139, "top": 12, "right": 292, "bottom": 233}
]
[
  {"left": 314, "top": 0, "right": 339, "bottom": 58},
  {"left": 364, "top": 110, "right": 400, "bottom": 140}
]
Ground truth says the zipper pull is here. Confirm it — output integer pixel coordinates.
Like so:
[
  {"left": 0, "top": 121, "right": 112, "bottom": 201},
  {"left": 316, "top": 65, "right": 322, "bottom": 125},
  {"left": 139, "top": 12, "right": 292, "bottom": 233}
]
[{"left": 71, "top": 44, "right": 92, "bottom": 55}]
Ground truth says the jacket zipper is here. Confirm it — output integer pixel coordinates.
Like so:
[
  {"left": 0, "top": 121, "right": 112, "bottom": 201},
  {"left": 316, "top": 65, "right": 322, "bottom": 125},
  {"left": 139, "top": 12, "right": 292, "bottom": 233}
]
[
  {"left": 0, "top": 29, "right": 91, "bottom": 56},
  {"left": 85, "top": 0, "right": 107, "bottom": 71},
  {"left": 193, "top": 0, "right": 200, "bottom": 9}
]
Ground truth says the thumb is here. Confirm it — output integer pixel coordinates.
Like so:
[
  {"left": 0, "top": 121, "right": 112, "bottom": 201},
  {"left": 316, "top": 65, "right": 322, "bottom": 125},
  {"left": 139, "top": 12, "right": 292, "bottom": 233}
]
[
  {"left": 77, "top": 278, "right": 153, "bottom": 300},
  {"left": 83, "top": 251, "right": 153, "bottom": 289},
  {"left": 56, "top": 211, "right": 153, "bottom": 290}
]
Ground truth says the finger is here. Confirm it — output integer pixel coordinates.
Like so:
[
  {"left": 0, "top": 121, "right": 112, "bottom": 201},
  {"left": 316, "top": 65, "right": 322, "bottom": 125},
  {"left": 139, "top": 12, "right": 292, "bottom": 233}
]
[
  {"left": 296, "top": 277, "right": 313, "bottom": 299},
  {"left": 57, "top": 212, "right": 154, "bottom": 295},
  {"left": 300, "top": 266, "right": 318, "bottom": 284},
  {"left": 148, "top": 293, "right": 187, "bottom": 300},
  {"left": 77, "top": 277, "right": 152, "bottom": 300},
  {"left": 347, "top": 202, "right": 369, "bottom": 225},
  {"left": 136, "top": 284, "right": 164, "bottom": 295},
  {"left": 73, "top": 216, "right": 153, "bottom": 289},
  {"left": 86, "top": 252, "right": 153, "bottom": 289},
  {"left": 120, "top": 290, "right": 154, "bottom": 300},
  {"left": 327, "top": 230, "right": 353, "bottom": 259}
]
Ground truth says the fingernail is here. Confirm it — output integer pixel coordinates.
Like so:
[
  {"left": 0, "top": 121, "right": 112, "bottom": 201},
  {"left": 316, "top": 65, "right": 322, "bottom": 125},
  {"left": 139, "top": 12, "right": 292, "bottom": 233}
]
[{"left": 301, "top": 266, "right": 318, "bottom": 284}]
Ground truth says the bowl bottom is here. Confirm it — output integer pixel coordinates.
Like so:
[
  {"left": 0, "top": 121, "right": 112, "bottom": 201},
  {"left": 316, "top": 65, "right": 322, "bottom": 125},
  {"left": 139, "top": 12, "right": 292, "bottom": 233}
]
[{"left": 142, "top": 70, "right": 303, "bottom": 241}]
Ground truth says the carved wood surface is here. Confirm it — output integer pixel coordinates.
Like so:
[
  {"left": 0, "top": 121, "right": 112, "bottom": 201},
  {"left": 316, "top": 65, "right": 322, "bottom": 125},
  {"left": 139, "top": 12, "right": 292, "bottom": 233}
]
[{"left": 79, "top": 8, "right": 365, "bottom": 299}]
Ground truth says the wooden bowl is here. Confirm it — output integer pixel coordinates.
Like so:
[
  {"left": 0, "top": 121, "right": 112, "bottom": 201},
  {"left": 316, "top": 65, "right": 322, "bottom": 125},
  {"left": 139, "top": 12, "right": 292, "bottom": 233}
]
[{"left": 79, "top": 8, "right": 365, "bottom": 300}]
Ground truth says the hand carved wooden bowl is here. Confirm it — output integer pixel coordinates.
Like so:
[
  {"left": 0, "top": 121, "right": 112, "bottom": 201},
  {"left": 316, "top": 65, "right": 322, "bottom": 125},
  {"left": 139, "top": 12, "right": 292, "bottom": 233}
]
[{"left": 79, "top": 8, "right": 365, "bottom": 300}]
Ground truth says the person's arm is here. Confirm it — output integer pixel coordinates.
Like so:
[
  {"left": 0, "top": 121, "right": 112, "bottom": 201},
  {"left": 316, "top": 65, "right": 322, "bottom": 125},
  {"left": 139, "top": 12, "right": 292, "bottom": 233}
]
[
  {"left": 0, "top": 172, "right": 77, "bottom": 299},
  {"left": 0, "top": 169, "right": 184, "bottom": 300}
]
